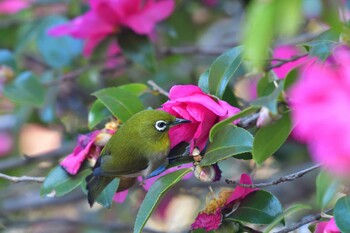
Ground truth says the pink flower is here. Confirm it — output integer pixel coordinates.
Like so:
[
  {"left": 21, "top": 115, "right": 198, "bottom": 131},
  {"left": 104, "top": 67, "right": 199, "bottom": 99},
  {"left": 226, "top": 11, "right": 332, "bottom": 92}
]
[
  {"left": 0, "top": 0, "right": 31, "bottom": 14},
  {"left": 48, "top": 0, "right": 175, "bottom": 57},
  {"left": 0, "top": 132, "right": 13, "bottom": 156},
  {"left": 60, "top": 129, "right": 115, "bottom": 175},
  {"left": 113, "top": 190, "right": 129, "bottom": 203},
  {"left": 225, "top": 173, "right": 259, "bottom": 205},
  {"left": 191, "top": 174, "right": 258, "bottom": 231},
  {"left": 315, "top": 218, "right": 341, "bottom": 233},
  {"left": 161, "top": 85, "right": 240, "bottom": 151},
  {"left": 191, "top": 210, "right": 222, "bottom": 231},
  {"left": 272, "top": 45, "right": 310, "bottom": 79},
  {"left": 290, "top": 45, "right": 350, "bottom": 175}
]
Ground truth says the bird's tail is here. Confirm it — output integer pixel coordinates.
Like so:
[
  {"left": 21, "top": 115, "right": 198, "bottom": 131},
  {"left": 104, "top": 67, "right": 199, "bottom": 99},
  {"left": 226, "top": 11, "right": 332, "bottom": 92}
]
[{"left": 86, "top": 173, "right": 114, "bottom": 207}]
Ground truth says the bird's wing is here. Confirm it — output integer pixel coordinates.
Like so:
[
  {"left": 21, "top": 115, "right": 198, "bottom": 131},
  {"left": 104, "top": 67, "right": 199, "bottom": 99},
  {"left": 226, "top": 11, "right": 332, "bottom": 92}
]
[{"left": 95, "top": 148, "right": 149, "bottom": 177}]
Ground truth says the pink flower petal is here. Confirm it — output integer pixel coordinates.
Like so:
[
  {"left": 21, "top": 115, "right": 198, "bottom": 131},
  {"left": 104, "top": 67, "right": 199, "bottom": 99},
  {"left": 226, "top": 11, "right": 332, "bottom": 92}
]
[
  {"left": 113, "top": 190, "right": 128, "bottom": 203},
  {"left": 225, "top": 173, "right": 259, "bottom": 205},
  {"left": 191, "top": 209, "right": 222, "bottom": 231},
  {"left": 324, "top": 218, "right": 341, "bottom": 232},
  {"left": 0, "top": 0, "right": 30, "bottom": 14},
  {"left": 0, "top": 132, "right": 13, "bottom": 156}
]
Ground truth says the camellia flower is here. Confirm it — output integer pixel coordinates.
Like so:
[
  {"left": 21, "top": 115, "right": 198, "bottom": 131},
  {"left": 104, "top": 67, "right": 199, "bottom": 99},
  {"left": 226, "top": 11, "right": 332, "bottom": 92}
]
[
  {"left": 0, "top": 0, "right": 31, "bottom": 14},
  {"left": 191, "top": 174, "right": 258, "bottom": 231},
  {"left": 272, "top": 45, "right": 311, "bottom": 79},
  {"left": 48, "top": 0, "right": 175, "bottom": 57},
  {"left": 161, "top": 85, "right": 240, "bottom": 151},
  {"left": 315, "top": 218, "right": 341, "bottom": 233},
  {"left": 290, "top": 45, "right": 350, "bottom": 175}
]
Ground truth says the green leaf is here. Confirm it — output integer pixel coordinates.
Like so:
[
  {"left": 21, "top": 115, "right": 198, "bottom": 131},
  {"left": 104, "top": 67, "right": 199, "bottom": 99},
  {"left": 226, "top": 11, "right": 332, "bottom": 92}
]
[
  {"left": 251, "top": 80, "right": 284, "bottom": 115},
  {"left": 3, "top": 71, "right": 46, "bottom": 107},
  {"left": 263, "top": 204, "right": 311, "bottom": 233},
  {"left": 201, "top": 126, "right": 253, "bottom": 166},
  {"left": 93, "top": 85, "right": 145, "bottom": 123},
  {"left": 316, "top": 170, "right": 340, "bottom": 210},
  {"left": 88, "top": 100, "right": 110, "bottom": 130},
  {"left": 284, "top": 69, "right": 298, "bottom": 91},
  {"left": 209, "top": 106, "right": 258, "bottom": 141},
  {"left": 118, "top": 29, "right": 156, "bottom": 72},
  {"left": 117, "top": 83, "right": 149, "bottom": 96},
  {"left": 41, "top": 166, "right": 90, "bottom": 197},
  {"left": 257, "top": 75, "right": 275, "bottom": 97},
  {"left": 334, "top": 195, "right": 350, "bottom": 233},
  {"left": 303, "top": 29, "right": 340, "bottom": 60},
  {"left": 227, "top": 190, "right": 283, "bottom": 224},
  {"left": 37, "top": 15, "right": 83, "bottom": 68},
  {"left": 243, "top": 1, "right": 275, "bottom": 69},
  {"left": 0, "top": 49, "right": 16, "bottom": 68},
  {"left": 252, "top": 112, "right": 292, "bottom": 164},
  {"left": 134, "top": 168, "right": 192, "bottom": 233},
  {"left": 198, "top": 69, "right": 209, "bottom": 93},
  {"left": 208, "top": 46, "right": 244, "bottom": 98},
  {"left": 275, "top": 0, "right": 302, "bottom": 36},
  {"left": 81, "top": 177, "right": 120, "bottom": 209}
]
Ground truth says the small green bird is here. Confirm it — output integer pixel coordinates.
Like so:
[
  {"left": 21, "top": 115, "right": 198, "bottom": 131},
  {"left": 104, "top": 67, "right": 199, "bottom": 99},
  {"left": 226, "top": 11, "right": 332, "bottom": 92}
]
[{"left": 86, "top": 109, "right": 190, "bottom": 207}]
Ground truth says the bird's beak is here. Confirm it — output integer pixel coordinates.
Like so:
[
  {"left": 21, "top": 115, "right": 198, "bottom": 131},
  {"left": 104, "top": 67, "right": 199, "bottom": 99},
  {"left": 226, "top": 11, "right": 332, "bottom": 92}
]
[{"left": 171, "top": 118, "right": 191, "bottom": 126}]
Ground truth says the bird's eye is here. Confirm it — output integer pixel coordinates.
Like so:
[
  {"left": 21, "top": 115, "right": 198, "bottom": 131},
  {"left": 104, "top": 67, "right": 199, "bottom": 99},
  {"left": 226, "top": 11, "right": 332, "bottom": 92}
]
[{"left": 155, "top": 120, "right": 167, "bottom": 132}]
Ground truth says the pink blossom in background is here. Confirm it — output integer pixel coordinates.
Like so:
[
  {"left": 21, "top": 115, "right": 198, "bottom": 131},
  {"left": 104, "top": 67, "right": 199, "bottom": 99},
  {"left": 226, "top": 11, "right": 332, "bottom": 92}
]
[
  {"left": 290, "top": 45, "right": 350, "bottom": 175},
  {"left": 48, "top": 0, "right": 175, "bottom": 57},
  {"left": 225, "top": 173, "right": 259, "bottom": 205},
  {"left": 161, "top": 85, "right": 240, "bottom": 152},
  {"left": 0, "top": 132, "right": 13, "bottom": 156},
  {"left": 60, "top": 129, "right": 115, "bottom": 175},
  {"left": 272, "top": 45, "right": 310, "bottom": 79},
  {"left": 315, "top": 218, "right": 340, "bottom": 233},
  {"left": 113, "top": 190, "right": 129, "bottom": 203},
  {"left": 0, "top": 0, "right": 30, "bottom": 14}
]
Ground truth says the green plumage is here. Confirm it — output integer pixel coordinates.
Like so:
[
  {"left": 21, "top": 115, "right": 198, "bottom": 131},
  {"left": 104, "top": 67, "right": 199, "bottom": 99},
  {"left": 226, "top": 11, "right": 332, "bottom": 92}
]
[{"left": 86, "top": 109, "right": 190, "bottom": 207}]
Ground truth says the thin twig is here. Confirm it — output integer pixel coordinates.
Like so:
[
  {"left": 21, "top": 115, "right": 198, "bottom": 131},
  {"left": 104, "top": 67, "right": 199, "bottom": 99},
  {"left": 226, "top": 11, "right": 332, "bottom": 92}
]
[
  {"left": 226, "top": 164, "right": 321, "bottom": 188},
  {"left": 160, "top": 46, "right": 227, "bottom": 56},
  {"left": 0, "top": 173, "right": 45, "bottom": 183},
  {"left": 274, "top": 212, "right": 322, "bottom": 233},
  {"left": 147, "top": 80, "right": 169, "bottom": 97},
  {"left": 266, "top": 53, "right": 309, "bottom": 71}
]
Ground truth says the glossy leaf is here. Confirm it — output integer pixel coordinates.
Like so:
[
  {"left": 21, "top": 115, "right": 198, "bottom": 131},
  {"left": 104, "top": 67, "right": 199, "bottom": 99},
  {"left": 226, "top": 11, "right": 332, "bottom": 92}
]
[
  {"left": 3, "top": 72, "right": 46, "bottom": 107},
  {"left": 257, "top": 75, "right": 275, "bottom": 97},
  {"left": 316, "top": 170, "right": 340, "bottom": 210},
  {"left": 263, "top": 204, "right": 311, "bottom": 233},
  {"left": 251, "top": 80, "right": 284, "bottom": 115},
  {"left": 243, "top": 1, "right": 275, "bottom": 69},
  {"left": 227, "top": 190, "right": 283, "bottom": 224},
  {"left": 93, "top": 86, "right": 145, "bottom": 123},
  {"left": 252, "top": 112, "right": 292, "bottom": 164},
  {"left": 37, "top": 15, "right": 83, "bottom": 68},
  {"left": 304, "top": 29, "right": 339, "bottom": 60},
  {"left": 208, "top": 46, "right": 244, "bottom": 98},
  {"left": 117, "top": 83, "right": 149, "bottom": 96},
  {"left": 88, "top": 100, "right": 110, "bottom": 130},
  {"left": 118, "top": 30, "right": 156, "bottom": 72},
  {"left": 41, "top": 166, "right": 90, "bottom": 197},
  {"left": 284, "top": 69, "right": 298, "bottom": 91},
  {"left": 81, "top": 176, "right": 120, "bottom": 209},
  {"left": 198, "top": 69, "right": 210, "bottom": 93},
  {"left": 134, "top": 168, "right": 192, "bottom": 233},
  {"left": 334, "top": 195, "right": 350, "bottom": 233},
  {"left": 209, "top": 106, "right": 258, "bottom": 141},
  {"left": 201, "top": 126, "right": 253, "bottom": 166}
]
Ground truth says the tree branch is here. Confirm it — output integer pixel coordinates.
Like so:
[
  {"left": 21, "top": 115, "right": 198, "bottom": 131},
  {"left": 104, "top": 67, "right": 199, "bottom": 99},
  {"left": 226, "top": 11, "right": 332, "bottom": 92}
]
[
  {"left": 226, "top": 164, "right": 321, "bottom": 188},
  {"left": 147, "top": 80, "right": 169, "bottom": 97},
  {"left": 266, "top": 53, "right": 308, "bottom": 71},
  {"left": 274, "top": 212, "right": 323, "bottom": 233},
  {"left": 0, "top": 173, "right": 45, "bottom": 183}
]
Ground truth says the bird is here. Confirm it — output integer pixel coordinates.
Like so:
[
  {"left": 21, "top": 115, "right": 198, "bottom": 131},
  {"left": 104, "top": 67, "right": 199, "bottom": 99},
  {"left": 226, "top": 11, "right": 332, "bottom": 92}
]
[{"left": 85, "top": 109, "right": 191, "bottom": 207}]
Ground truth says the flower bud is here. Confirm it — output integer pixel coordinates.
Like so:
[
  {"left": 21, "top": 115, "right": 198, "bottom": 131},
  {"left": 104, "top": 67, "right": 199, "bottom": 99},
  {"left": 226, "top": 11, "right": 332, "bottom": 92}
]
[
  {"left": 194, "top": 164, "right": 221, "bottom": 182},
  {"left": 256, "top": 107, "right": 281, "bottom": 127},
  {"left": 94, "top": 132, "right": 112, "bottom": 146}
]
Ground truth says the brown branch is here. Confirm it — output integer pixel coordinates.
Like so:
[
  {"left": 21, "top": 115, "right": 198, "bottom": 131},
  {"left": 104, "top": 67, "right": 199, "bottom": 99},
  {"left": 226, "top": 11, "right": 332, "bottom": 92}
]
[
  {"left": 160, "top": 46, "right": 227, "bottom": 56},
  {"left": 274, "top": 212, "right": 323, "bottom": 233},
  {"left": 0, "top": 142, "right": 75, "bottom": 172},
  {"left": 226, "top": 164, "right": 321, "bottom": 188},
  {"left": 147, "top": 80, "right": 169, "bottom": 97},
  {"left": 0, "top": 173, "right": 45, "bottom": 183},
  {"left": 266, "top": 53, "right": 308, "bottom": 71}
]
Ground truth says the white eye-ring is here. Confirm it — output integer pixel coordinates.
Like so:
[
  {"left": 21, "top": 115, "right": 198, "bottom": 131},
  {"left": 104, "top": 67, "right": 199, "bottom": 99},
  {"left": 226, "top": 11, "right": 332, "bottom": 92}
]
[{"left": 155, "top": 120, "right": 167, "bottom": 132}]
